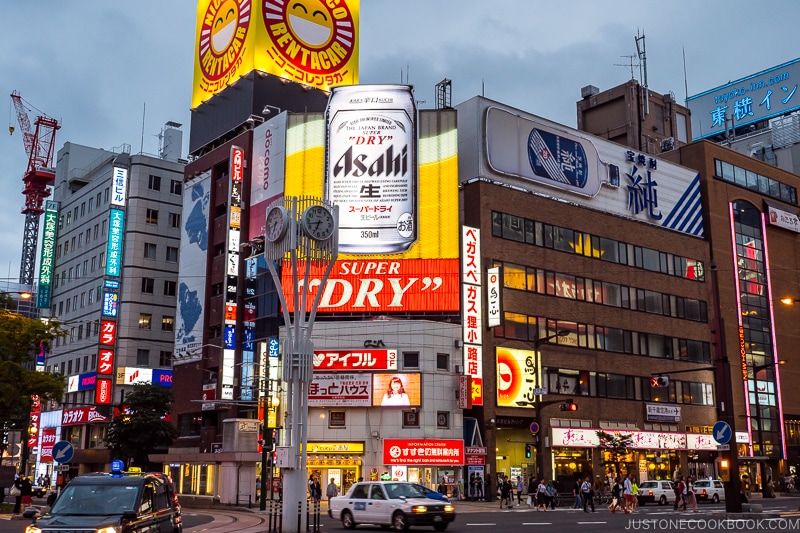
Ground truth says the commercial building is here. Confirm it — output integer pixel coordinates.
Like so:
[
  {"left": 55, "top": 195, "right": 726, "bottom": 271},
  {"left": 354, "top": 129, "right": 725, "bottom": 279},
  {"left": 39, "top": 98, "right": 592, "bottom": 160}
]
[
  {"left": 580, "top": 62, "right": 800, "bottom": 490},
  {"left": 456, "top": 95, "right": 718, "bottom": 491},
  {"left": 36, "top": 136, "right": 186, "bottom": 482}
]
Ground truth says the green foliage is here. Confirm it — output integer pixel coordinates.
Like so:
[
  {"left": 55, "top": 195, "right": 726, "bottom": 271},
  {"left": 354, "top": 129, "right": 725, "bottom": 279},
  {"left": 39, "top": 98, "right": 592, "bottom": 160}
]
[
  {"left": 105, "top": 384, "right": 178, "bottom": 468},
  {"left": 0, "top": 309, "right": 65, "bottom": 458}
]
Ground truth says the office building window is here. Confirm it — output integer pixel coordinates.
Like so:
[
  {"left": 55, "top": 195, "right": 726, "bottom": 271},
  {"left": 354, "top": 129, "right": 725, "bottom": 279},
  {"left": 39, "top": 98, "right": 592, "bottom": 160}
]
[
  {"left": 136, "top": 349, "right": 150, "bottom": 366},
  {"left": 148, "top": 174, "right": 161, "bottom": 191},
  {"left": 146, "top": 209, "right": 159, "bottom": 225},
  {"left": 142, "top": 277, "right": 154, "bottom": 294},
  {"left": 144, "top": 243, "right": 157, "bottom": 259},
  {"left": 139, "top": 313, "right": 152, "bottom": 329},
  {"left": 162, "top": 316, "right": 174, "bottom": 332},
  {"left": 164, "top": 280, "right": 176, "bottom": 297}
]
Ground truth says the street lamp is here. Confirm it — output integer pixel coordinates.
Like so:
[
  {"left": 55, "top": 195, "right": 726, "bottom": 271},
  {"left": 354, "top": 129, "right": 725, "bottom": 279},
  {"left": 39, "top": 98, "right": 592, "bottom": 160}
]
[{"left": 502, "top": 330, "right": 568, "bottom": 480}]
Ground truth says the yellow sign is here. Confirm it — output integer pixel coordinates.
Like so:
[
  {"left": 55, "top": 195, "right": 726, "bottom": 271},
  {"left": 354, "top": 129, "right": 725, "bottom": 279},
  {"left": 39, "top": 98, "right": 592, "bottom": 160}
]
[
  {"left": 306, "top": 442, "right": 364, "bottom": 453},
  {"left": 192, "top": 0, "right": 359, "bottom": 108}
]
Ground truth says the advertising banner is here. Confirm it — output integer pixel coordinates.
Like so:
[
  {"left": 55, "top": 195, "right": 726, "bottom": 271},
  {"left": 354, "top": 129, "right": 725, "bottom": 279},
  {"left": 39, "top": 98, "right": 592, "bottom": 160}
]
[
  {"left": 282, "top": 107, "right": 459, "bottom": 314},
  {"left": 192, "top": 0, "right": 359, "bottom": 108},
  {"left": 313, "top": 349, "right": 397, "bottom": 371},
  {"left": 372, "top": 373, "right": 421, "bottom": 407},
  {"left": 383, "top": 439, "right": 464, "bottom": 465},
  {"left": 40, "top": 428, "right": 57, "bottom": 462},
  {"left": 175, "top": 172, "right": 210, "bottom": 360},
  {"left": 250, "top": 114, "right": 287, "bottom": 241},
  {"left": 308, "top": 373, "right": 372, "bottom": 406},
  {"left": 61, "top": 406, "right": 108, "bottom": 426}
]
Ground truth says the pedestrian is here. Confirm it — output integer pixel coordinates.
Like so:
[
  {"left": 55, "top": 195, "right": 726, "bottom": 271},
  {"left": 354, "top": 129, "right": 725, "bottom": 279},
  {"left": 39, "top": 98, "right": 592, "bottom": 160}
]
[
  {"left": 20, "top": 476, "right": 33, "bottom": 511},
  {"left": 573, "top": 476, "right": 583, "bottom": 509},
  {"left": 581, "top": 475, "right": 595, "bottom": 512},
  {"left": 516, "top": 476, "right": 525, "bottom": 506},
  {"left": 526, "top": 475, "right": 536, "bottom": 507},
  {"left": 476, "top": 475, "right": 483, "bottom": 501},
  {"left": 500, "top": 475, "right": 513, "bottom": 509},
  {"left": 11, "top": 475, "right": 23, "bottom": 515},
  {"left": 326, "top": 478, "right": 338, "bottom": 506},
  {"left": 623, "top": 473, "right": 635, "bottom": 514},
  {"left": 609, "top": 477, "right": 623, "bottom": 513},
  {"left": 675, "top": 475, "right": 686, "bottom": 511},
  {"left": 309, "top": 475, "right": 321, "bottom": 502},
  {"left": 43, "top": 474, "right": 51, "bottom": 488},
  {"left": 684, "top": 476, "right": 698, "bottom": 512},
  {"left": 469, "top": 473, "right": 476, "bottom": 501},
  {"left": 546, "top": 480, "right": 557, "bottom": 509}
]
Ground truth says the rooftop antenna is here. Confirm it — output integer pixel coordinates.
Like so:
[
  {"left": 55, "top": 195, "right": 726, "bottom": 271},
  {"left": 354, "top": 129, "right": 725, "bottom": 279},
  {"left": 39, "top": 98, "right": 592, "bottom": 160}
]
[
  {"left": 140, "top": 102, "right": 146, "bottom": 154},
  {"left": 635, "top": 30, "right": 649, "bottom": 116},
  {"left": 683, "top": 47, "right": 689, "bottom": 103},
  {"left": 615, "top": 55, "right": 639, "bottom": 80}
]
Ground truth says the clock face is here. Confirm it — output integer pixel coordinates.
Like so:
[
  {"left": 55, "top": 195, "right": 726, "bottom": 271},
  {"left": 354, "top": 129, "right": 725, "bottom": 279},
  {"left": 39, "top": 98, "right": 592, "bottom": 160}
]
[
  {"left": 302, "top": 205, "right": 335, "bottom": 241},
  {"left": 265, "top": 206, "right": 289, "bottom": 242}
]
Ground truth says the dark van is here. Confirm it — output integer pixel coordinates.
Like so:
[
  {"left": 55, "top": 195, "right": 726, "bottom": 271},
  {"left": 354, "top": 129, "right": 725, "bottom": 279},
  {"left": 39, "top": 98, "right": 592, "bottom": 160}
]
[{"left": 27, "top": 472, "right": 182, "bottom": 533}]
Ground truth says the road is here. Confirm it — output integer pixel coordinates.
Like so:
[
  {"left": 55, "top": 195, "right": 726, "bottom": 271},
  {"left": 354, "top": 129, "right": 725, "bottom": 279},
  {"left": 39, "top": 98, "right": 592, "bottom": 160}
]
[{"left": 2, "top": 497, "right": 798, "bottom": 533}]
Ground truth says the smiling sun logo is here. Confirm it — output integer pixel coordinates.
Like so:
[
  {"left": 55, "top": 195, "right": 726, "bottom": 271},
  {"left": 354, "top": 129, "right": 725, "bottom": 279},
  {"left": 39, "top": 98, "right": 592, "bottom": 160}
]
[
  {"left": 198, "top": 0, "right": 252, "bottom": 81},
  {"left": 262, "top": 0, "right": 357, "bottom": 81}
]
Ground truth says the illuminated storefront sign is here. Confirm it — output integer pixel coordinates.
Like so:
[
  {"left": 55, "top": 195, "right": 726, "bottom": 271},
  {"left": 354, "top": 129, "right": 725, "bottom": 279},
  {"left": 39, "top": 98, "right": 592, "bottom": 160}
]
[
  {"left": 687, "top": 58, "right": 800, "bottom": 140},
  {"left": 98, "top": 349, "right": 114, "bottom": 375},
  {"left": 313, "top": 349, "right": 397, "bottom": 371},
  {"left": 495, "top": 347, "right": 538, "bottom": 408},
  {"left": 462, "top": 226, "right": 483, "bottom": 406},
  {"left": 307, "top": 442, "right": 364, "bottom": 454},
  {"left": 192, "top": 0, "right": 359, "bottom": 108},
  {"left": 383, "top": 439, "right": 464, "bottom": 465},
  {"left": 486, "top": 266, "right": 501, "bottom": 328},
  {"left": 40, "top": 428, "right": 57, "bottom": 462},
  {"left": 102, "top": 290, "right": 119, "bottom": 317},
  {"left": 37, "top": 201, "right": 59, "bottom": 309},
  {"left": 62, "top": 406, "right": 108, "bottom": 426},
  {"left": 105, "top": 208, "right": 125, "bottom": 277},
  {"left": 99, "top": 321, "right": 117, "bottom": 345},
  {"left": 110, "top": 166, "right": 128, "bottom": 206},
  {"left": 95, "top": 377, "right": 112, "bottom": 405},
  {"left": 552, "top": 428, "right": 717, "bottom": 450}
]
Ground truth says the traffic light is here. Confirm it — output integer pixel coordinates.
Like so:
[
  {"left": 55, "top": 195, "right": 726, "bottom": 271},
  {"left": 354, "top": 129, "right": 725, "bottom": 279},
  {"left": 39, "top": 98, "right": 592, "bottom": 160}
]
[
  {"left": 559, "top": 399, "right": 577, "bottom": 411},
  {"left": 525, "top": 444, "right": 531, "bottom": 459},
  {"left": 718, "top": 458, "right": 730, "bottom": 482},
  {"left": 271, "top": 429, "right": 278, "bottom": 450},
  {"left": 650, "top": 376, "right": 669, "bottom": 388}
]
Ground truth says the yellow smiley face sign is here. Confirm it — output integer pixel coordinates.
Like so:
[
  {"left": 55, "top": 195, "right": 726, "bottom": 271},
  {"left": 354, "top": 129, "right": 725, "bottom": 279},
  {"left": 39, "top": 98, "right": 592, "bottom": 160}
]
[
  {"left": 192, "top": 0, "right": 359, "bottom": 109},
  {"left": 259, "top": 0, "right": 359, "bottom": 89}
]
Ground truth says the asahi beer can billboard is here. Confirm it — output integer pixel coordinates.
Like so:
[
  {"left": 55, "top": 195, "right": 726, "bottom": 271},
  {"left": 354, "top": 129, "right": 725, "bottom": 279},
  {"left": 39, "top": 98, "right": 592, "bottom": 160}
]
[{"left": 325, "top": 84, "right": 417, "bottom": 254}]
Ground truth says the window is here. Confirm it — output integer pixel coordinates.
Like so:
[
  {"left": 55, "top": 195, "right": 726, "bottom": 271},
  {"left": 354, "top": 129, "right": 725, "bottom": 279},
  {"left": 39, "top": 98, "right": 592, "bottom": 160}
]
[
  {"left": 146, "top": 209, "right": 159, "bottom": 225},
  {"left": 136, "top": 349, "right": 150, "bottom": 366},
  {"left": 436, "top": 352, "right": 449, "bottom": 371},
  {"left": 139, "top": 313, "right": 152, "bottom": 329},
  {"left": 170, "top": 180, "right": 182, "bottom": 195},
  {"left": 329, "top": 411, "right": 346, "bottom": 428},
  {"left": 64, "top": 241, "right": 69, "bottom": 254},
  {"left": 162, "top": 315, "right": 174, "bottom": 332},
  {"left": 169, "top": 212, "right": 181, "bottom": 228},
  {"left": 144, "top": 243, "right": 157, "bottom": 259},
  {"left": 403, "top": 352, "right": 419, "bottom": 368},
  {"left": 141, "top": 277, "right": 155, "bottom": 294},
  {"left": 88, "top": 425, "right": 106, "bottom": 449},
  {"left": 164, "top": 280, "right": 176, "bottom": 297},
  {"left": 166, "top": 246, "right": 178, "bottom": 263},
  {"left": 148, "top": 174, "right": 161, "bottom": 191},
  {"left": 159, "top": 351, "right": 172, "bottom": 367}
]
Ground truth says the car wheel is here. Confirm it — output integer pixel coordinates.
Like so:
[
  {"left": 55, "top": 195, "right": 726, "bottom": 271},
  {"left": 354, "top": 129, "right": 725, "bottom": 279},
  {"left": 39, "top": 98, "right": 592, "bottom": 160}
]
[
  {"left": 392, "top": 511, "right": 409, "bottom": 531},
  {"left": 712, "top": 494, "right": 719, "bottom": 504},
  {"left": 658, "top": 495, "right": 667, "bottom": 505},
  {"left": 433, "top": 523, "right": 449, "bottom": 532},
  {"left": 342, "top": 511, "right": 356, "bottom": 530}
]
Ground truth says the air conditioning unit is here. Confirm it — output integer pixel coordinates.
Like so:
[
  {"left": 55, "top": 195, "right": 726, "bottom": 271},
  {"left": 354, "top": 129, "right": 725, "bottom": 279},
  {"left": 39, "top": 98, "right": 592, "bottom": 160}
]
[
  {"left": 455, "top": 365, "right": 464, "bottom": 374},
  {"left": 453, "top": 339, "right": 463, "bottom": 348}
]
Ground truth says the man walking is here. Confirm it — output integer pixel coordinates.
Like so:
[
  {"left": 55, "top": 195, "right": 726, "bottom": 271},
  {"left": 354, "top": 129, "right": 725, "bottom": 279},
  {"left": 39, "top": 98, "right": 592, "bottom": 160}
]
[{"left": 581, "top": 475, "right": 595, "bottom": 512}]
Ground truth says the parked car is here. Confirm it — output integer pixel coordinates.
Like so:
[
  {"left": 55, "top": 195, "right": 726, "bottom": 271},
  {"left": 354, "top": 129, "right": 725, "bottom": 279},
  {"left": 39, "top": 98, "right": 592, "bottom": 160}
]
[
  {"left": 693, "top": 479, "right": 725, "bottom": 503},
  {"left": 636, "top": 480, "right": 676, "bottom": 506},
  {"left": 25, "top": 471, "right": 182, "bottom": 533},
  {"left": 329, "top": 480, "right": 456, "bottom": 531}
]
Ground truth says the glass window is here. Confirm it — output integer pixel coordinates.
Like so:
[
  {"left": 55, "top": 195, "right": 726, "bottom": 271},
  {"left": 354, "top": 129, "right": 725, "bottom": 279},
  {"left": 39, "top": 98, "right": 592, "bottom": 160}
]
[
  {"left": 139, "top": 313, "right": 152, "bottom": 329},
  {"left": 136, "top": 349, "right": 150, "bottom": 366},
  {"left": 162, "top": 316, "right": 174, "bottom": 332},
  {"left": 503, "top": 214, "right": 525, "bottom": 242},
  {"left": 504, "top": 263, "right": 527, "bottom": 290},
  {"left": 436, "top": 353, "right": 449, "bottom": 371},
  {"left": 403, "top": 352, "right": 419, "bottom": 368},
  {"left": 144, "top": 243, "right": 157, "bottom": 259},
  {"left": 141, "top": 277, "right": 154, "bottom": 294},
  {"left": 170, "top": 179, "right": 182, "bottom": 195},
  {"left": 148, "top": 174, "right": 161, "bottom": 191},
  {"left": 146, "top": 209, "right": 159, "bottom": 224}
]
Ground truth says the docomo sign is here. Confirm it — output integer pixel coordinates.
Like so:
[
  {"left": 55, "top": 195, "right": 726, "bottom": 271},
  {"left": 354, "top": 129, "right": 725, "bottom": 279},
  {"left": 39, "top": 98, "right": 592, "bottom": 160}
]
[
  {"left": 313, "top": 349, "right": 397, "bottom": 371},
  {"left": 383, "top": 439, "right": 465, "bottom": 465},
  {"left": 282, "top": 259, "right": 459, "bottom": 313}
]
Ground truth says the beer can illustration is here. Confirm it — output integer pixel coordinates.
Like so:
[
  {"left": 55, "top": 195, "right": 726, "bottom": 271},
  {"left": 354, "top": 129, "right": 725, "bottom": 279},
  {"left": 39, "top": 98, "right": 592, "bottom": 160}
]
[
  {"left": 325, "top": 85, "right": 417, "bottom": 254},
  {"left": 486, "top": 106, "right": 603, "bottom": 197}
]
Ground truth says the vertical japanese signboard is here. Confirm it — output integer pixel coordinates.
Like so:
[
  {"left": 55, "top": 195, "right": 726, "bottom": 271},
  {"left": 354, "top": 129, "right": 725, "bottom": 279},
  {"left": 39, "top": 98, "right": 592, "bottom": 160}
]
[
  {"left": 462, "top": 226, "right": 483, "bottom": 406},
  {"left": 37, "top": 201, "right": 59, "bottom": 309},
  {"left": 221, "top": 146, "right": 244, "bottom": 400}
]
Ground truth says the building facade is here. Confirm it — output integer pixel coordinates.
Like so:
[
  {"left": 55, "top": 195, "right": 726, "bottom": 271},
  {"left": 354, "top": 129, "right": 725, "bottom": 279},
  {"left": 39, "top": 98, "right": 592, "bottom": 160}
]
[{"left": 36, "top": 139, "right": 185, "bottom": 482}]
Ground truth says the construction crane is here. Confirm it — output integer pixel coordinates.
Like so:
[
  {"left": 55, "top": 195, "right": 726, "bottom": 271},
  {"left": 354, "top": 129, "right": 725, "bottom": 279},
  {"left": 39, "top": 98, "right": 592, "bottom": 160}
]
[{"left": 10, "top": 90, "right": 61, "bottom": 286}]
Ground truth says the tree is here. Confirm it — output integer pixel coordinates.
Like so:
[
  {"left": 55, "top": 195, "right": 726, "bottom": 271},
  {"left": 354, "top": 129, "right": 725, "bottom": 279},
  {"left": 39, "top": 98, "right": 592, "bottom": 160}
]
[
  {"left": 0, "top": 309, "right": 65, "bottom": 458},
  {"left": 596, "top": 430, "right": 635, "bottom": 479},
  {"left": 105, "top": 383, "right": 178, "bottom": 469}
]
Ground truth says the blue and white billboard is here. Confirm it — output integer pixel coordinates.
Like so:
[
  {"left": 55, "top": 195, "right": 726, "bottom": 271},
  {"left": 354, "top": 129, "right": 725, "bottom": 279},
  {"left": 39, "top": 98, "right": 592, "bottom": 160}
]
[
  {"left": 174, "top": 172, "right": 210, "bottom": 361},
  {"left": 687, "top": 58, "right": 800, "bottom": 140},
  {"left": 105, "top": 208, "right": 126, "bottom": 277}
]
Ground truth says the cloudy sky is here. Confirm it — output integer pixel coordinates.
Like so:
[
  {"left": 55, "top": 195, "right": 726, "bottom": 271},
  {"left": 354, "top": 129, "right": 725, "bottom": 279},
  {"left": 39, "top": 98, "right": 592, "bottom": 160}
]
[{"left": 1, "top": 1, "right": 797, "bottom": 289}]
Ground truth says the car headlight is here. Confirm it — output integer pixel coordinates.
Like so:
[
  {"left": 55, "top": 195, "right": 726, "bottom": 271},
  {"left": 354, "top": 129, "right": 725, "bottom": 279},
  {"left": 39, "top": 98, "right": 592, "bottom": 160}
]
[
  {"left": 95, "top": 527, "right": 121, "bottom": 533},
  {"left": 411, "top": 505, "right": 428, "bottom": 513},
  {"left": 25, "top": 526, "right": 42, "bottom": 533},
  {"left": 444, "top": 504, "right": 455, "bottom": 513}
]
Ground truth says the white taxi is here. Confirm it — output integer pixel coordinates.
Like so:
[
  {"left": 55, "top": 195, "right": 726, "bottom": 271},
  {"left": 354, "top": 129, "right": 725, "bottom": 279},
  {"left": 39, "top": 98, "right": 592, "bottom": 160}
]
[
  {"left": 692, "top": 479, "right": 725, "bottom": 503},
  {"left": 328, "top": 481, "right": 456, "bottom": 531},
  {"left": 636, "top": 480, "right": 676, "bottom": 506}
]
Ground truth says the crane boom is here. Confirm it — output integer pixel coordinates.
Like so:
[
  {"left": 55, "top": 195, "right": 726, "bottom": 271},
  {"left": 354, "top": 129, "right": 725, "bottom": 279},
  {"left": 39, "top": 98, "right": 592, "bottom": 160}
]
[{"left": 9, "top": 91, "right": 61, "bottom": 286}]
